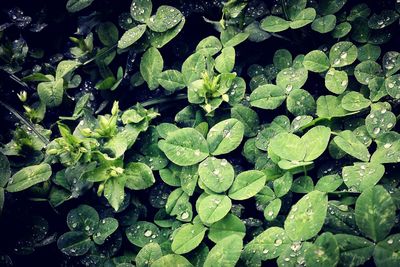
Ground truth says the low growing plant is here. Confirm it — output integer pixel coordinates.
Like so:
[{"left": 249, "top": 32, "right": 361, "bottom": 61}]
[{"left": 1, "top": 0, "right": 400, "bottom": 266}]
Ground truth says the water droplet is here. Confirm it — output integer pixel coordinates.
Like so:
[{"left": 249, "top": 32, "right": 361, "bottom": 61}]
[{"left": 144, "top": 230, "right": 152, "bottom": 237}]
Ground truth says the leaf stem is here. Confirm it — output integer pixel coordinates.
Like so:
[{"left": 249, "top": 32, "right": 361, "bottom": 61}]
[{"left": 141, "top": 94, "right": 187, "bottom": 108}]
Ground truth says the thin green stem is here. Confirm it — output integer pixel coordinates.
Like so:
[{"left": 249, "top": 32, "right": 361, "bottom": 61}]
[{"left": 141, "top": 94, "right": 187, "bottom": 108}]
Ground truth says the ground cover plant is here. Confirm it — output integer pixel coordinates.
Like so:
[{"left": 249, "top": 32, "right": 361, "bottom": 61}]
[{"left": 1, "top": 0, "right": 400, "bottom": 266}]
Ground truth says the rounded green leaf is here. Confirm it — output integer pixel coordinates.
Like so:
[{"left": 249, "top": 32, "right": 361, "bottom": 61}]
[
  {"left": 286, "top": 88, "right": 316, "bottom": 116},
  {"left": 368, "top": 10, "right": 399, "bottom": 30},
  {"left": 311, "top": 15, "right": 337, "bottom": 33},
  {"left": 260, "top": 16, "right": 290, "bottom": 32},
  {"left": 38, "top": 78, "right": 64, "bottom": 107},
  {"left": 231, "top": 105, "right": 260, "bottom": 138},
  {"left": 198, "top": 194, "right": 232, "bottom": 224},
  {"left": 273, "top": 49, "right": 292, "bottom": 70},
  {"left": 341, "top": 91, "right": 371, "bottom": 111},
  {"left": 67, "top": 204, "right": 99, "bottom": 235},
  {"left": 302, "top": 126, "right": 331, "bottom": 161},
  {"left": 204, "top": 235, "right": 243, "bottom": 267},
  {"left": 371, "top": 139, "right": 400, "bottom": 164},
  {"left": 6, "top": 163, "right": 52, "bottom": 193},
  {"left": 273, "top": 172, "right": 293, "bottom": 198},
  {"left": 290, "top": 8, "right": 316, "bottom": 29},
  {"left": 196, "top": 36, "right": 222, "bottom": 57},
  {"left": 385, "top": 74, "right": 400, "bottom": 99},
  {"left": 373, "top": 234, "right": 400, "bottom": 267},
  {"left": 126, "top": 221, "right": 161, "bottom": 247},
  {"left": 93, "top": 217, "right": 119, "bottom": 245},
  {"left": 182, "top": 52, "right": 206, "bottom": 85},
  {"left": 329, "top": 41, "right": 358, "bottom": 68},
  {"left": 207, "top": 119, "right": 244, "bottom": 156},
  {"left": 355, "top": 185, "right": 396, "bottom": 242},
  {"left": 342, "top": 162, "right": 384, "bottom": 192},
  {"left": 171, "top": 223, "right": 206, "bottom": 254},
  {"left": 284, "top": 191, "right": 328, "bottom": 241},
  {"left": 228, "top": 170, "right": 266, "bottom": 200},
  {"left": 358, "top": 44, "right": 381, "bottom": 62},
  {"left": 97, "top": 22, "right": 119, "bottom": 46},
  {"left": 151, "top": 255, "right": 193, "bottom": 267},
  {"left": 249, "top": 84, "right": 286, "bottom": 110},
  {"left": 303, "top": 50, "right": 330, "bottom": 73},
  {"left": 199, "top": 157, "right": 234, "bottom": 193},
  {"left": 305, "top": 232, "right": 339, "bottom": 267},
  {"left": 354, "top": 60, "right": 382, "bottom": 85},
  {"left": 118, "top": 24, "right": 147, "bottom": 49},
  {"left": 158, "top": 70, "right": 185, "bottom": 91},
  {"left": 333, "top": 130, "right": 370, "bottom": 162},
  {"left": 215, "top": 47, "right": 235, "bottom": 74},
  {"left": 276, "top": 67, "right": 308, "bottom": 92},
  {"left": 365, "top": 108, "right": 396, "bottom": 138},
  {"left": 136, "top": 243, "right": 163, "bottom": 267},
  {"left": 208, "top": 213, "right": 246, "bottom": 243},
  {"left": 147, "top": 5, "right": 183, "bottom": 33},
  {"left": 335, "top": 234, "right": 374, "bottom": 267},
  {"left": 159, "top": 128, "right": 209, "bottom": 166},
  {"left": 130, "top": 0, "right": 152, "bottom": 23},
  {"left": 264, "top": 198, "right": 282, "bottom": 221},
  {"left": 149, "top": 17, "right": 186, "bottom": 48},
  {"left": 332, "top": 22, "right": 352, "bottom": 38},
  {"left": 66, "top": 0, "right": 94, "bottom": 13},
  {"left": 325, "top": 68, "right": 348, "bottom": 94},
  {"left": 123, "top": 162, "right": 155, "bottom": 190},
  {"left": 140, "top": 47, "right": 164, "bottom": 90},
  {"left": 315, "top": 174, "right": 343, "bottom": 192},
  {"left": 269, "top": 132, "right": 305, "bottom": 161},
  {"left": 57, "top": 231, "right": 92, "bottom": 256}
]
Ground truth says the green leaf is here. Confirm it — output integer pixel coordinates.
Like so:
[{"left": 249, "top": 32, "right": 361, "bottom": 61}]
[
  {"left": 325, "top": 68, "right": 348, "bottom": 94},
  {"left": 104, "top": 176, "right": 126, "bottom": 211},
  {"left": 284, "top": 191, "right": 328, "bottom": 241},
  {"left": 38, "top": 78, "right": 64, "bottom": 107},
  {"left": 368, "top": 10, "right": 399, "bottom": 30},
  {"left": 311, "top": 15, "right": 337, "bottom": 33},
  {"left": 126, "top": 221, "right": 161, "bottom": 247},
  {"left": 67, "top": 204, "right": 99, "bottom": 235},
  {"left": 66, "top": 0, "right": 94, "bottom": 12},
  {"left": 263, "top": 198, "right": 282, "bottom": 221},
  {"left": 149, "top": 17, "right": 186, "bottom": 48},
  {"left": 6, "top": 163, "right": 52, "bottom": 192},
  {"left": 385, "top": 74, "right": 400, "bottom": 99},
  {"left": 199, "top": 157, "right": 234, "bottom": 193},
  {"left": 373, "top": 234, "right": 400, "bottom": 267},
  {"left": 302, "top": 126, "right": 331, "bottom": 161},
  {"left": 355, "top": 185, "right": 396, "bottom": 242},
  {"left": 318, "top": 0, "right": 347, "bottom": 15},
  {"left": 371, "top": 139, "right": 400, "bottom": 164},
  {"left": 305, "top": 232, "right": 339, "bottom": 267},
  {"left": 182, "top": 52, "right": 206, "bottom": 85},
  {"left": 146, "top": 5, "right": 183, "bottom": 32},
  {"left": 249, "top": 84, "right": 286, "bottom": 110},
  {"left": 329, "top": 41, "right": 358, "bottom": 68},
  {"left": 332, "top": 22, "right": 352, "bottom": 38},
  {"left": 287, "top": 0, "right": 307, "bottom": 19},
  {"left": 171, "top": 223, "right": 206, "bottom": 254},
  {"left": 151, "top": 255, "right": 193, "bottom": 267},
  {"left": 208, "top": 213, "right": 246, "bottom": 243},
  {"left": 273, "top": 172, "right": 293, "bottom": 198},
  {"left": 97, "top": 22, "right": 119, "bottom": 46},
  {"left": 136, "top": 243, "right": 163, "bottom": 267},
  {"left": 315, "top": 174, "right": 343, "bottom": 192},
  {"left": 273, "top": 49, "right": 292, "bottom": 70},
  {"left": 57, "top": 231, "right": 92, "bottom": 256},
  {"left": 341, "top": 91, "right": 371, "bottom": 111},
  {"left": 130, "top": 0, "right": 152, "bottom": 23},
  {"left": 196, "top": 36, "right": 222, "bottom": 56},
  {"left": 269, "top": 132, "right": 305, "bottom": 161},
  {"left": 0, "top": 152, "right": 10, "bottom": 187},
  {"left": 215, "top": 47, "right": 235, "bottom": 73},
  {"left": 204, "top": 235, "right": 243, "bottom": 267},
  {"left": 333, "top": 130, "right": 370, "bottom": 162},
  {"left": 365, "top": 108, "right": 396, "bottom": 138},
  {"left": 354, "top": 60, "right": 382, "bottom": 85},
  {"left": 198, "top": 194, "right": 232, "bottom": 224},
  {"left": 286, "top": 88, "right": 316, "bottom": 116},
  {"left": 276, "top": 67, "right": 308, "bottom": 92},
  {"left": 316, "top": 95, "right": 352, "bottom": 118},
  {"left": 123, "top": 162, "right": 155, "bottom": 190},
  {"left": 207, "top": 118, "right": 244, "bottom": 156},
  {"left": 358, "top": 44, "right": 381, "bottom": 62},
  {"left": 118, "top": 24, "right": 147, "bottom": 49},
  {"left": 231, "top": 105, "right": 259, "bottom": 138},
  {"left": 342, "top": 162, "right": 385, "bottom": 191},
  {"left": 158, "top": 70, "right": 185, "bottom": 91},
  {"left": 260, "top": 16, "right": 290, "bottom": 32},
  {"left": 228, "top": 170, "right": 266, "bottom": 200},
  {"left": 303, "top": 50, "right": 330, "bottom": 73},
  {"left": 93, "top": 217, "right": 119, "bottom": 245},
  {"left": 242, "top": 227, "right": 290, "bottom": 264},
  {"left": 140, "top": 47, "right": 164, "bottom": 90},
  {"left": 335, "top": 234, "right": 374, "bottom": 267},
  {"left": 290, "top": 8, "right": 316, "bottom": 29},
  {"left": 159, "top": 128, "right": 209, "bottom": 166},
  {"left": 56, "top": 60, "right": 80, "bottom": 79}
]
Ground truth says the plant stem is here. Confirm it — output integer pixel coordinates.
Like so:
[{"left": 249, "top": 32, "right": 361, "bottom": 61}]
[
  {"left": 141, "top": 94, "right": 187, "bottom": 108},
  {"left": 81, "top": 44, "right": 117, "bottom": 66}
]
